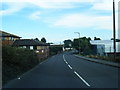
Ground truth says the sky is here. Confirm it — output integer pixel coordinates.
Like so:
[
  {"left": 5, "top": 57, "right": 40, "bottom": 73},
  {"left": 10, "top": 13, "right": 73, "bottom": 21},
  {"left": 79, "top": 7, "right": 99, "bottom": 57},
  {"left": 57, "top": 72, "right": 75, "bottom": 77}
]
[{"left": 0, "top": 0, "right": 120, "bottom": 44}]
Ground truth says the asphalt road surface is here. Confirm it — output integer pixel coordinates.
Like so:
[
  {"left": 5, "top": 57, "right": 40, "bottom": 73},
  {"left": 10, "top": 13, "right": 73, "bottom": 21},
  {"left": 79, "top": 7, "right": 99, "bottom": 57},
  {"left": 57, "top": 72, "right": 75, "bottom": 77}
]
[{"left": 3, "top": 52, "right": 119, "bottom": 88}]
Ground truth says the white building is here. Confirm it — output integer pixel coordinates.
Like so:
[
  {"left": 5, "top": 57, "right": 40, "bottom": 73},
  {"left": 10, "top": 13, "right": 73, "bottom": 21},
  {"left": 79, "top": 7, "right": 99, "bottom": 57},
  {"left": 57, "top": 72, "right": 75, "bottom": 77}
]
[{"left": 90, "top": 40, "right": 119, "bottom": 53}]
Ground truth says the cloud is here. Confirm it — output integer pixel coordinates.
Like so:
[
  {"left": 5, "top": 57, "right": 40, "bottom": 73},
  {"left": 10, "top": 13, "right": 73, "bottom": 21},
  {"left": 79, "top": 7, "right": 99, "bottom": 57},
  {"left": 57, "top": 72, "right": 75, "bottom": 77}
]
[
  {"left": 92, "top": 0, "right": 119, "bottom": 11},
  {"left": 0, "top": 0, "right": 93, "bottom": 9},
  {"left": 29, "top": 12, "right": 41, "bottom": 20},
  {"left": 1, "top": 0, "right": 94, "bottom": 3},
  {"left": 0, "top": 3, "right": 26, "bottom": 16},
  {"left": 1, "top": 0, "right": 119, "bottom": 30},
  {"left": 1, "top": 0, "right": 119, "bottom": 16},
  {"left": 45, "top": 13, "right": 113, "bottom": 30}
]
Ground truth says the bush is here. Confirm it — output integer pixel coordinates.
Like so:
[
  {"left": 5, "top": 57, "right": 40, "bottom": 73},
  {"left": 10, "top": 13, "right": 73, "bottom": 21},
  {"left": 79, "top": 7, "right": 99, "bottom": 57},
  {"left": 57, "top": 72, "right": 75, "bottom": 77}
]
[{"left": 2, "top": 46, "right": 39, "bottom": 85}]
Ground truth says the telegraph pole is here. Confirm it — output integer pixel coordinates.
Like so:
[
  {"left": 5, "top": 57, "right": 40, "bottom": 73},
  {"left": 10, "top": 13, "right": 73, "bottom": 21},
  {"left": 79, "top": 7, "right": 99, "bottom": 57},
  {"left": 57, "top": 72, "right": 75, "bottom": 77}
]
[{"left": 113, "top": 0, "right": 116, "bottom": 60}]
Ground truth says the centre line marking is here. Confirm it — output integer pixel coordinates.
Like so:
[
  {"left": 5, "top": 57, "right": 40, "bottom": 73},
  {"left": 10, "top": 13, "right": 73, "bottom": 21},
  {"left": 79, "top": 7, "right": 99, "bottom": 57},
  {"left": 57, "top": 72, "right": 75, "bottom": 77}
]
[
  {"left": 68, "top": 65, "right": 72, "bottom": 69},
  {"left": 66, "top": 61, "right": 68, "bottom": 64},
  {"left": 63, "top": 55, "right": 68, "bottom": 64},
  {"left": 63, "top": 54, "right": 90, "bottom": 87},
  {"left": 74, "top": 71, "right": 90, "bottom": 87}
]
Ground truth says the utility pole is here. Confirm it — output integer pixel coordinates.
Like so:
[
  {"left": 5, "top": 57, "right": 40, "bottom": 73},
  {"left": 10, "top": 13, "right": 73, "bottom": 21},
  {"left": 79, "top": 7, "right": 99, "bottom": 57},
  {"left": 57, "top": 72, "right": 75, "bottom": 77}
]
[
  {"left": 74, "top": 32, "right": 80, "bottom": 55},
  {"left": 113, "top": 0, "right": 116, "bottom": 60}
]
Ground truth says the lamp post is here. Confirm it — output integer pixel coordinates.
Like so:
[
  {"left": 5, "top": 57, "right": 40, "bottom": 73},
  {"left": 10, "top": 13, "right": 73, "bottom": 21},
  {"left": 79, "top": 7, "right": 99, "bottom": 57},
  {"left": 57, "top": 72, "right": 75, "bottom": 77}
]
[
  {"left": 113, "top": 0, "right": 116, "bottom": 60},
  {"left": 74, "top": 32, "right": 80, "bottom": 55}
]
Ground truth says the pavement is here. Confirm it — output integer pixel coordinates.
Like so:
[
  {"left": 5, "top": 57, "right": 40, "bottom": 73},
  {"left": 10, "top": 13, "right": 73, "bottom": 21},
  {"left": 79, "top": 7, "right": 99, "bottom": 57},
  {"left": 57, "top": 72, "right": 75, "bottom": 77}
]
[
  {"left": 2, "top": 52, "right": 119, "bottom": 88},
  {"left": 75, "top": 55, "right": 120, "bottom": 68}
]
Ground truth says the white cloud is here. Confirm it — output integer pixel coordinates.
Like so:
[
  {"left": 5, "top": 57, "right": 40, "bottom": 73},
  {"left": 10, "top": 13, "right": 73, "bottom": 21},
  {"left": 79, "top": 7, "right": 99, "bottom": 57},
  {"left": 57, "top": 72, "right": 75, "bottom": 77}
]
[
  {"left": 1, "top": 0, "right": 119, "bottom": 16},
  {"left": 1, "top": 0, "right": 94, "bottom": 3},
  {"left": 0, "top": 3, "right": 26, "bottom": 15},
  {"left": 45, "top": 13, "right": 114, "bottom": 30},
  {"left": 92, "top": 0, "right": 119, "bottom": 11},
  {"left": 1, "top": 0, "right": 119, "bottom": 30},
  {"left": 29, "top": 12, "right": 41, "bottom": 20},
  {"left": 0, "top": 0, "right": 94, "bottom": 9}
]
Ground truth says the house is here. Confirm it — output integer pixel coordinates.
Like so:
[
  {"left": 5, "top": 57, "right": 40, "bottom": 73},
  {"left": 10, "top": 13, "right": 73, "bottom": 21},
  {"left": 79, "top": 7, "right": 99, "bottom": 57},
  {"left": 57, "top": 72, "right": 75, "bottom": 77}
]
[
  {"left": 13, "top": 39, "right": 49, "bottom": 59},
  {"left": 0, "top": 30, "right": 21, "bottom": 45}
]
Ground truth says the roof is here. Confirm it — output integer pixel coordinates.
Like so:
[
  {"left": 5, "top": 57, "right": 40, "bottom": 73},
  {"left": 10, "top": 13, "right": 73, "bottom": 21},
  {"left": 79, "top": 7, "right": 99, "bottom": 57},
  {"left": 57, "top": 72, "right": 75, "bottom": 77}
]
[
  {"left": 13, "top": 39, "right": 49, "bottom": 46},
  {"left": 0, "top": 30, "right": 21, "bottom": 38}
]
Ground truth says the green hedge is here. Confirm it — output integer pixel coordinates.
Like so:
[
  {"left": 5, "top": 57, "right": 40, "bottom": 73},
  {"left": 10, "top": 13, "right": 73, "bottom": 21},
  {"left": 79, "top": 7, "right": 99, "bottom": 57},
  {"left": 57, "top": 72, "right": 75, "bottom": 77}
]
[{"left": 2, "top": 46, "right": 39, "bottom": 85}]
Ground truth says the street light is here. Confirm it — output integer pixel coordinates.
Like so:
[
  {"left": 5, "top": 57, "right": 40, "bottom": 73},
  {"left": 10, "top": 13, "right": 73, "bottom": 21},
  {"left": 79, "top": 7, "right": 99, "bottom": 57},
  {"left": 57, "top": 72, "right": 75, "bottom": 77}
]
[{"left": 74, "top": 32, "right": 80, "bottom": 55}]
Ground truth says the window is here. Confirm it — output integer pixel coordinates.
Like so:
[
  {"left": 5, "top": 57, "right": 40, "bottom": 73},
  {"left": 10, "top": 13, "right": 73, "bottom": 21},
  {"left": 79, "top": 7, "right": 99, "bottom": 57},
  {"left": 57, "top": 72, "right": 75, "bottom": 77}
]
[
  {"left": 30, "top": 46, "right": 33, "bottom": 50},
  {"left": 23, "top": 46, "right": 26, "bottom": 48}
]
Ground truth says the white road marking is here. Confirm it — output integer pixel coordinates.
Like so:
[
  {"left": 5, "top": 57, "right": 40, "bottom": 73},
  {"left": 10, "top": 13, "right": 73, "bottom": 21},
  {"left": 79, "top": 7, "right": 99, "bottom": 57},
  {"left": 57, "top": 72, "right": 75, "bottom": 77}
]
[
  {"left": 63, "top": 55, "right": 68, "bottom": 64},
  {"left": 74, "top": 71, "right": 90, "bottom": 87},
  {"left": 63, "top": 55, "right": 66, "bottom": 61},
  {"left": 64, "top": 59, "right": 66, "bottom": 62},
  {"left": 68, "top": 65, "right": 72, "bottom": 69},
  {"left": 63, "top": 54, "right": 90, "bottom": 87},
  {"left": 66, "top": 61, "right": 68, "bottom": 64},
  {"left": 18, "top": 77, "right": 21, "bottom": 80}
]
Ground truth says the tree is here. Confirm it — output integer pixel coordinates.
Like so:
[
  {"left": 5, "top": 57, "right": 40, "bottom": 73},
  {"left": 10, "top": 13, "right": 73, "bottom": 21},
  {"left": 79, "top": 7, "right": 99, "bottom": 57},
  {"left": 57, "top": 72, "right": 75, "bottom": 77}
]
[
  {"left": 73, "top": 37, "right": 92, "bottom": 55},
  {"left": 88, "top": 37, "right": 91, "bottom": 41},
  {"left": 94, "top": 37, "right": 101, "bottom": 40},
  {"left": 41, "top": 37, "right": 46, "bottom": 43},
  {"left": 34, "top": 38, "right": 39, "bottom": 41},
  {"left": 63, "top": 39, "right": 73, "bottom": 49}
]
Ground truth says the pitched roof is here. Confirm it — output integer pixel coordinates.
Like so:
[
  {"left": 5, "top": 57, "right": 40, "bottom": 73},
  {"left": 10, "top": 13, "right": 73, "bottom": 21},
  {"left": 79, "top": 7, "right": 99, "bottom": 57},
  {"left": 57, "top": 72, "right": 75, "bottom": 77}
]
[
  {"left": 0, "top": 30, "right": 21, "bottom": 38},
  {"left": 13, "top": 39, "right": 49, "bottom": 46}
]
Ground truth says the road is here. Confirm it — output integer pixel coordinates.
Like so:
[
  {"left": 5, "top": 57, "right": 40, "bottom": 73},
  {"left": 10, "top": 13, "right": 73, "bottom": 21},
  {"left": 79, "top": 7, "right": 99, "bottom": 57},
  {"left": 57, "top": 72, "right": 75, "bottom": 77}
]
[{"left": 3, "top": 52, "right": 119, "bottom": 88}]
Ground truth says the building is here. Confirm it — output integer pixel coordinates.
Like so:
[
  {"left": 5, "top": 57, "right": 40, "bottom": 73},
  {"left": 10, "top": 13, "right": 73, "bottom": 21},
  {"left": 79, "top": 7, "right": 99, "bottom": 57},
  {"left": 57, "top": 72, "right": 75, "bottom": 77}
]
[
  {"left": 0, "top": 30, "right": 21, "bottom": 45},
  {"left": 90, "top": 40, "right": 120, "bottom": 56},
  {"left": 13, "top": 39, "right": 49, "bottom": 59},
  {"left": 91, "top": 44, "right": 105, "bottom": 56},
  {"left": 1, "top": 30, "right": 50, "bottom": 59}
]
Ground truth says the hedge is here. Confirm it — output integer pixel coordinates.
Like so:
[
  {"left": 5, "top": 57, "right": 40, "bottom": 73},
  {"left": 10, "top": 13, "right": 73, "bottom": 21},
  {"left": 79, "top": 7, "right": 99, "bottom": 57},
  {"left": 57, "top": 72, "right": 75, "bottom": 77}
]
[{"left": 2, "top": 46, "right": 39, "bottom": 85}]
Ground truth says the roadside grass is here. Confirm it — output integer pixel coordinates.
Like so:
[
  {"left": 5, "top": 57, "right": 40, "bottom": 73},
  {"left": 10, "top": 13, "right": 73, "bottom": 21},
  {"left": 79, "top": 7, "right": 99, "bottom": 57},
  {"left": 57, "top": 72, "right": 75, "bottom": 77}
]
[{"left": 78, "top": 54, "right": 120, "bottom": 63}]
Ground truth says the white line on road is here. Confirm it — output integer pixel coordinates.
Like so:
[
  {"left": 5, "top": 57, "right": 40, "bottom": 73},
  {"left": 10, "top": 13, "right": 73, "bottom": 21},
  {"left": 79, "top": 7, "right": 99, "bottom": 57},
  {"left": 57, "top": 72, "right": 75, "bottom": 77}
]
[
  {"left": 66, "top": 61, "right": 68, "bottom": 64},
  {"left": 18, "top": 77, "right": 21, "bottom": 80},
  {"left": 68, "top": 65, "right": 72, "bottom": 69},
  {"left": 63, "top": 55, "right": 66, "bottom": 61},
  {"left": 63, "top": 55, "right": 68, "bottom": 64},
  {"left": 63, "top": 54, "right": 90, "bottom": 87},
  {"left": 64, "top": 59, "right": 66, "bottom": 62},
  {"left": 74, "top": 71, "right": 90, "bottom": 87}
]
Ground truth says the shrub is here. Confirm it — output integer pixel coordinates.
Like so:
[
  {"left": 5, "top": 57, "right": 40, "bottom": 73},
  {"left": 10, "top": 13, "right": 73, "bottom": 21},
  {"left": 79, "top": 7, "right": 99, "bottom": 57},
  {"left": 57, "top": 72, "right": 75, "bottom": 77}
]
[{"left": 2, "top": 46, "right": 39, "bottom": 85}]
